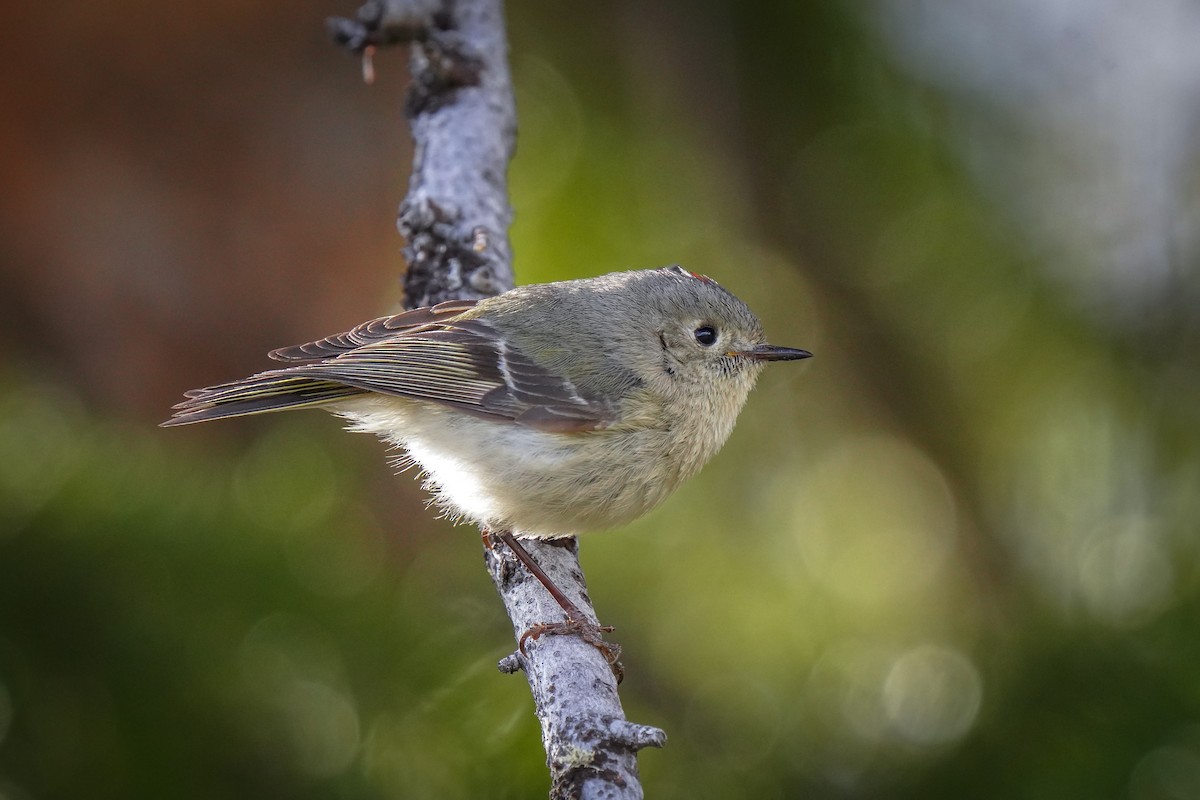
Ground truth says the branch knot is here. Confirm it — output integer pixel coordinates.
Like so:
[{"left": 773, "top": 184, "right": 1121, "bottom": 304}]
[{"left": 326, "top": 0, "right": 442, "bottom": 53}]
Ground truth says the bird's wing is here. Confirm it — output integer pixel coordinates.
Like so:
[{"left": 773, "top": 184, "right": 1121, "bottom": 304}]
[
  {"left": 164, "top": 315, "right": 617, "bottom": 433},
  {"left": 268, "top": 299, "right": 481, "bottom": 362},
  {"left": 292, "top": 318, "right": 618, "bottom": 431}
]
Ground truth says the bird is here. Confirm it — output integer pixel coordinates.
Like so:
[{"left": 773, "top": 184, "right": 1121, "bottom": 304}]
[{"left": 164, "top": 266, "right": 811, "bottom": 663}]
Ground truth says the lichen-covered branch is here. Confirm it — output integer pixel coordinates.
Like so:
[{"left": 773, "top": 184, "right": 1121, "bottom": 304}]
[
  {"left": 492, "top": 538, "right": 667, "bottom": 798},
  {"left": 327, "top": 1, "right": 665, "bottom": 796}
]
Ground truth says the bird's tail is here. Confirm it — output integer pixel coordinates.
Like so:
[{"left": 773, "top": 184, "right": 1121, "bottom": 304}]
[{"left": 161, "top": 372, "right": 365, "bottom": 427}]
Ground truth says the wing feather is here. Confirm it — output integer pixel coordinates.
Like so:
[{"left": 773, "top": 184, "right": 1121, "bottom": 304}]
[
  {"left": 164, "top": 311, "right": 617, "bottom": 432},
  {"left": 268, "top": 299, "right": 480, "bottom": 362}
]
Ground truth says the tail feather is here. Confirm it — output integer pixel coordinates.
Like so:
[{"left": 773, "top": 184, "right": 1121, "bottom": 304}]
[{"left": 161, "top": 374, "right": 365, "bottom": 426}]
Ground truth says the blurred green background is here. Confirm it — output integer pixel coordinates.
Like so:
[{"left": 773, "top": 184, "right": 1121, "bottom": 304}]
[{"left": 3, "top": 1, "right": 1200, "bottom": 797}]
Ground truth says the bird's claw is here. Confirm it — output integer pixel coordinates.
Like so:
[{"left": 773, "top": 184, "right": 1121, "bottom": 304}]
[{"left": 519, "top": 617, "right": 624, "bottom": 683}]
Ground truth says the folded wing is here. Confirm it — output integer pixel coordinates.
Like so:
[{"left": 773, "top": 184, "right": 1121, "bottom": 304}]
[{"left": 163, "top": 308, "right": 616, "bottom": 433}]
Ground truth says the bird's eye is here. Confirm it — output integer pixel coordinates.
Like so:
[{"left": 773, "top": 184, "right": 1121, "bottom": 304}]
[{"left": 693, "top": 325, "right": 718, "bottom": 346}]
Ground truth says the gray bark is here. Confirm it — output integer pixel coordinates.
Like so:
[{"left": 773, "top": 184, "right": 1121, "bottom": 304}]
[{"left": 328, "top": 2, "right": 665, "bottom": 797}]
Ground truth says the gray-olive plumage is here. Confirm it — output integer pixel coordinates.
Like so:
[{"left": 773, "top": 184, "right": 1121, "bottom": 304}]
[{"left": 164, "top": 266, "right": 810, "bottom": 538}]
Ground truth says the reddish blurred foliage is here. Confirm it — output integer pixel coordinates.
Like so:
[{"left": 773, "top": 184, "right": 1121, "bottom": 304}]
[{"left": 0, "top": 1, "right": 416, "bottom": 419}]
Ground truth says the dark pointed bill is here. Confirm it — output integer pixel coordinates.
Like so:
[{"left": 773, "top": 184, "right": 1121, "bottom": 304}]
[{"left": 737, "top": 344, "right": 813, "bottom": 362}]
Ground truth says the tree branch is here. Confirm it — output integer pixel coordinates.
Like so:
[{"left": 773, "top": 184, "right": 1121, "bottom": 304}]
[{"left": 328, "top": 2, "right": 665, "bottom": 796}]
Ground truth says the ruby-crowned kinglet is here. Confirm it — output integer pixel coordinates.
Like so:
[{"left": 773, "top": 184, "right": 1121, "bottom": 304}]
[{"left": 164, "top": 266, "right": 811, "bottom": 537}]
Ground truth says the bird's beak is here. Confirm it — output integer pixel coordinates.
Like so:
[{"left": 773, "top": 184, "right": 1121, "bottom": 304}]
[{"left": 733, "top": 344, "right": 814, "bottom": 362}]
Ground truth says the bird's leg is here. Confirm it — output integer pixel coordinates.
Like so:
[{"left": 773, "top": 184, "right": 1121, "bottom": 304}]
[
  {"left": 495, "top": 531, "right": 592, "bottom": 619},
  {"left": 491, "top": 530, "right": 623, "bottom": 681}
]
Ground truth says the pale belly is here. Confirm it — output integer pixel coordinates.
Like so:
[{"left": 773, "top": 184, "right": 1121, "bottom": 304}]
[{"left": 333, "top": 396, "right": 684, "bottom": 538}]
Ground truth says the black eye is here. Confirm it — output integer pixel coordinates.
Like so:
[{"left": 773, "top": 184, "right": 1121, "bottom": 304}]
[{"left": 693, "top": 325, "right": 718, "bottom": 346}]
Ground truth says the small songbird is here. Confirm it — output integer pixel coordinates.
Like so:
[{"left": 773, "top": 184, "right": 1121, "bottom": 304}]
[
  {"left": 165, "top": 266, "right": 810, "bottom": 534},
  {"left": 164, "top": 266, "right": 811, "bottom": 657}
]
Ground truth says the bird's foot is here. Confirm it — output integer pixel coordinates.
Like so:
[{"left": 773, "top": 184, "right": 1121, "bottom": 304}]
[{"left": 520, "top": 617, "right": 624, "bottom": 683}]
